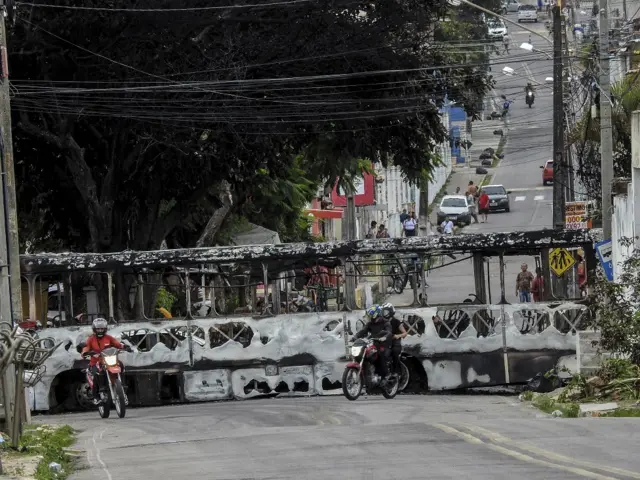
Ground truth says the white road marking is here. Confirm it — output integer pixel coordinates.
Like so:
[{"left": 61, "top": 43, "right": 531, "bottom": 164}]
[
  {"left": 508, "top": 187, "right": 549, "bottom": 192},
  {"left": 534, "top": 195, "right": 544, "bottom": 201},
  {"left": 515, "top": 196, "right": 526, "bottom": 201},
  {"left": 92, "top": 428, "right": 113, "bottom": 480}
]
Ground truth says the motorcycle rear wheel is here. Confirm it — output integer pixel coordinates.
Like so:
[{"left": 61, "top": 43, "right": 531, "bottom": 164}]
[
  {"left": 342, "top": 367, "right": 362, "bottom": 401},
  {"left": 114, "top": 378, "right": 127, "bottom": 418},
  {"left": 382, "top": 375, "right": 399, "bottom": 399},
  {"left": 398, "top": 361, "right": 410, "bottom": 392},
  {"left": 392, "top": 277, "right": 404, "bottom": 294}
]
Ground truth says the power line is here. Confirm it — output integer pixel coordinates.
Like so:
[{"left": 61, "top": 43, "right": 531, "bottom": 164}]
[{"left": 15, "top": 0, "right": 316, "bottom": 12}]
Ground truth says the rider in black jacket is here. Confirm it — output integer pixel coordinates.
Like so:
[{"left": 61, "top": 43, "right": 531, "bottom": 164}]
[
  {"left": 381, "top": 302, "right": 407, "bottom": 375},
  {"left": 354, "top": 305, "right": 392, "bottom": 381}
]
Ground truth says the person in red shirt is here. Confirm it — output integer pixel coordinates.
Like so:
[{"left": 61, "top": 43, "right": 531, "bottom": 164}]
[
  {"left": 478, "top": 190, "right": 490, "bottom": 223},
  {"left": 531, "top": 267, "right": 545, "bottom": 302},
  {"left": 81, "top": 318, "right": 131, "bottom": 405}
]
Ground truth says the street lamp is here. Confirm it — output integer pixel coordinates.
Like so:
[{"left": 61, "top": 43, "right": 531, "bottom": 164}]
[{"left": 520, "top": 42, "right": 553, "bottom": 60}]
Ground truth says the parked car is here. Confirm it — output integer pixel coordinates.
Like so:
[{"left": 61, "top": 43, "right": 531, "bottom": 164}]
[
  {"left": 436, "top": 195, "right": 472, "bottom": 226},
  {"left": 480, "top": 184, "right": 512, "bottom": 212},
  {"left": 518, "top": 4, "right": 538, "bottom": 22},
  {"left": 541, "top": 159, "right": 553, "bottom": 185},
  {"left": 505, "top": 0, "right": 521, "bottom": 12},
  {"left": 487, "top": 19, "right": 508, "bottom": 39}
]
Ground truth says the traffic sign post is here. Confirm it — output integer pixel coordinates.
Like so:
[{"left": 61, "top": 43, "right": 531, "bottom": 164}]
[
  {"left": 595, "top": 240, "right": 613, "bottom": 281},
  {"left": 549, "top": 247, "right": 575, "bottom": 277}
]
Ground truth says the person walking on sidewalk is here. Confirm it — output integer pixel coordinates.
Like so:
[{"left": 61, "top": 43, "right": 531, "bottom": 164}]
[
  {"left": 403, "top": 213, "right": 417, "bottom": 237},
  {"left": 516, "top": 263, "right": 535, "bottom": 303},
  {"left": 467, "top": 192, "right": 479, "bottom": 223},
  {"left": 478, "top": 190, "right": 490, "bottom": 223},
  {"left": 399, "top": 208, "right": 409, "bottom": 236}
]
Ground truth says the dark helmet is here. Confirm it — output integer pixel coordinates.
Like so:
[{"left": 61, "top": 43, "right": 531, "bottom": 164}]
[
  {"left": 381, "top": 302, "right": 396, "bottom": 319},
  {"left": 92, "top": 317, "right": 108, "bottom": 338}
]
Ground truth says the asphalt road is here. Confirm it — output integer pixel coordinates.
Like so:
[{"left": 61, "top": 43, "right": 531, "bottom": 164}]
[
  {"left": 388, "top": 16, "right": 555, "bottom": 307},
  {"left": 46, "top": 396, "right": 640, "bottom": 480}
]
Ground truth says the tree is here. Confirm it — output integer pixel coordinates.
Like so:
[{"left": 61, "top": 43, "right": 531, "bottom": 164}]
[
  {"left": 589, "top": 239, "right": 640, "bottom": 364},
  {"left": 569, "top": 53, "right": 640, "bottom": 201},
  {"left": 9, "top": 0, "right": 493, "bottom": 319}
]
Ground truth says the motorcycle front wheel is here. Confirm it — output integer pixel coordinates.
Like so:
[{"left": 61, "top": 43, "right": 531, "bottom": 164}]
[
  {"left": 342, "top": 367, "right": 363, "bottom": 401},
  {"left": 114, "top": 378, "right": 127, "bottom": 418},
  {"left": 98, "top": 391, "right": 110, "bottom": 419}
]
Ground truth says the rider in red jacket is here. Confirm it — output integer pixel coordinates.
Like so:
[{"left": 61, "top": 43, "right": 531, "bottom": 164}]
[{"left": 81, "top": 318, "right": 131, "bottom": 404}]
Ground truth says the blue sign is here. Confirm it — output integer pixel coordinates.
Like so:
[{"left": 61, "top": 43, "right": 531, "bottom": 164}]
[{"left": 595, "top": 240, "right": 613, "bottom": 281}]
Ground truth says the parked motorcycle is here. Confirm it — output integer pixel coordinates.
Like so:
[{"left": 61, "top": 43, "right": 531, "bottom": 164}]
[
  {"left": 526, "top": 91, "right": 535, "bottom": 107},
  {"left": 78, "top": 344, "right": 130, "bottom": 418},
  {"left": 388, "top": 257, "right": 422, "bottom": 294},
  {"left": 342, "top": 337, "right": 399, "bottom": 400}
]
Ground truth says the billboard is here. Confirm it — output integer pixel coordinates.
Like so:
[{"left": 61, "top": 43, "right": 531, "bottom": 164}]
[
  {"left": 565, "top": 201, "right": 592, "bottom": 230},
  {"left": 331, "top": 173, "right": 375, "bottom": 207}
]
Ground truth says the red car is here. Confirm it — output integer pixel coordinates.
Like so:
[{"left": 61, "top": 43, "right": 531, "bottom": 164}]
[{"left": 541, "top": 160, "right": 553, "bottom": 185}]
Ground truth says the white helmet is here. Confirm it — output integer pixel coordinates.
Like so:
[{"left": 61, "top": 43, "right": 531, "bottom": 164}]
[{"left": 92, "top": 317, "right": 108, "bottom": 338}]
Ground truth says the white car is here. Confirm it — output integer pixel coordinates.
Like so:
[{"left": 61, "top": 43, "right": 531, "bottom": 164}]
[
  {"left": 436, "top": 195, "right": 472, "bottom": 226},
  {"left": 505, "top": 0, "right": 521, "bottom": 12},
  {"left": 487, "top": 20, "right": 508, "bottom": 39},
  {"left": 518, "top": 4, "right": 538, "bottom": 22}
]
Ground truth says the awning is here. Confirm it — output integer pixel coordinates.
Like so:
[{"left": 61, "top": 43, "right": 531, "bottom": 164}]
[{"left": 305, "top": 208, "right": 343, "bottom": 219}]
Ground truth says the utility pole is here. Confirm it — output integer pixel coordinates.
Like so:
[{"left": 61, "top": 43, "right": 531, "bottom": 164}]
[
  {"left": 0, "top": 0, "right": 24, "bottom": 433},
  {"left": 562, "top": 6, "right": 574, "bottom": 203},
  {"left": 0, "top": 0, "right": 21, "bottom": 324},
  {"left": 552, "top": 3, "right": 566, "bottom": 229},
  {"left": 599, "top": 0, "right": 613, "bottom": 240}
]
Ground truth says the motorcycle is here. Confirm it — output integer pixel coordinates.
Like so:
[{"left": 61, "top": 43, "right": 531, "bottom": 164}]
[
  {"left": 526, "top": 90, "right": 535, "bottom": 107},
  {"left": 389, "top": 257, "right": 422, "bottom": 294},
  {"left": 342, "top": 337, "right": 399, "bottom": 400},
  {"left": 78, "top": 344, "right": 130, "bottom": 418}
]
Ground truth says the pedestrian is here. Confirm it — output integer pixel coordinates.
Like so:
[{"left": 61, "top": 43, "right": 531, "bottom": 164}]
[
  {"left": 516, "top": 263, "right": 535, "bottom": 303},
  {"left": 440, "top": 218, "right": 454, "bottom": 234},
  {"left": 376, "top": 224, "right": 390, "bottom": 238},
  {"left": 502, "top": 34, "right": 510, "bottom": 54},
  {"left": 399, "top": 208, "right": 409, "bottom": 236},
  {"left": 455, "top": 186, "right": 461, "bottom": 194},
  {"left": 537, "top": 0, "right": 542, "bottom": 11},
  {"left": 366, "top": 220, "right": 377, "bottom": 239},
  {"left": 478, "top": 190, "right": 490, "bottom": 223},
  {"left": 531, "top": 267, "right": 544, "bottom": 302},
  {"left": 403, "top": 213, "right": 417, "bottom": 237},
  {"left": 467, "top": 192, "right": 479, "bottom": 223},
  {"left": 466, "top": 180, "right": 478, "bottom": 198}
]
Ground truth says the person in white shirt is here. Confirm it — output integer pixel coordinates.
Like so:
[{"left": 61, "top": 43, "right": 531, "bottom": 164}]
[
  {"left": 403, "top": 214, "right": 417, "bottom": 237},
  {"left": 440, "top": 219, "right": 454, "bottom": 234}
]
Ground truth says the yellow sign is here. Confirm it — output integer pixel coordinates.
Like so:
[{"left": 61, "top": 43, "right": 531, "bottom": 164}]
[{"left": 549, "top": 248, "right": 575, "bottom": 276}]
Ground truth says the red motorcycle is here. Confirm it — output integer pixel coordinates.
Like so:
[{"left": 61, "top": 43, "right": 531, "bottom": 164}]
[
  {"left": 342, "top": 337, "right": 399, "bottom": 401},
  {"left": 78, "top": 344, "right": 130, "bottom": 418}
]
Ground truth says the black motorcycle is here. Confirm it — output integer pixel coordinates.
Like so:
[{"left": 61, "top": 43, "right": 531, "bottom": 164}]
[
  {"left": 526, "top": 90, "right": 535, "bottom": 107},
  {"left": 389, "top": 260, "right": 422, "bottom": 294}
]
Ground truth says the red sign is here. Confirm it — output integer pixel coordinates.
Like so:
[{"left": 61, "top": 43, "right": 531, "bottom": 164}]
[{"left": 331, "top": 173, "right": 375, "bottom": 207}]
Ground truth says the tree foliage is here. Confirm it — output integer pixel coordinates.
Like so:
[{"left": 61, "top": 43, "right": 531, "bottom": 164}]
[
  {"left": 570, "top": 49, "right": 640, "bottom": 200},
  {"left": 10, "top": 0, "right": 493, "bottom": 255},
  {"left": 589, "top": 240, "right": 640, "bottom": 364}
]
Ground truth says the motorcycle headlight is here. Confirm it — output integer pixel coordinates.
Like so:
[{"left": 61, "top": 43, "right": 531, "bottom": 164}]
[
  {"left": 104, "top": 356, "right": 118, "bottom": 366},
  {"left": 351, "top": 346, "right": 363, "bottom": 357}
]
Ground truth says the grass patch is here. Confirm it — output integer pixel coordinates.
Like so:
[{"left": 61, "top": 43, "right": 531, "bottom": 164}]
[
  {"left": 602, "top": 407, "right": 640, "bottom": 417},
  {"left": 529, "top": 393, "right": 580, "bottom": 418},
  {"left": 426, "top": 171, "right": 453, "bottom": 216},
  {"left": 479, "top": 174, "right": 493, "bottom": 187},
  {"left": 9, "top": 424, "right": 76, "bottom": 479},
  {"left": 492, "top": 134, "right": 507, "bottom": 167}
]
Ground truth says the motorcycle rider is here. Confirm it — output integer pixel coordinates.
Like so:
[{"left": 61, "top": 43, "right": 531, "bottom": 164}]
[
  {"left": 81, "top": 318, "right": 132, "bottom": 405},
  {"left": 381, "top": 303, "right": 407, "bottom": 375},
  {"left": 353, "top": 305, "right": 393, "bottom": 383}
]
